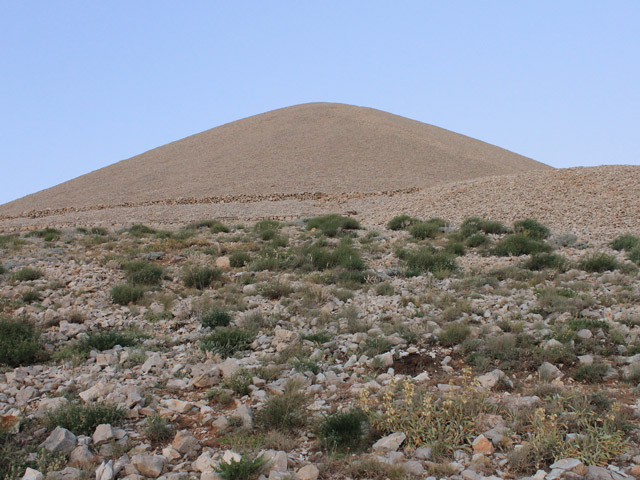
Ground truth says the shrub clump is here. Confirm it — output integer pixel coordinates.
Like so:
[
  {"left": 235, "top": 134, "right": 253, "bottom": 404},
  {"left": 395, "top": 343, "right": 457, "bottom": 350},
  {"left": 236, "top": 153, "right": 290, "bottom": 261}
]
[
  {"left": 513, "top": 218, "right": 550, "bottom": 239},
  {"left": 200, "top": 327, "right": 255, "bottom": 358},
  {"left": 306, "top": 215, "right": 360, "bottom": 237},
  {"left": 493, "top": 234, "right": 551, "bottom": 257},
  {"left": 182, "top": 265, "right": 223, "bottom": 289},
  {"left": 201, "top": 307, "right": 232, "bottom": 328},
  {"left": 460, "top": 217, "right": 509, "bottom": 237},
  {"left": 123, "top": 260, "right": 164, "bottom": 286},
  {"left": 13, "top": 267, "right": 43, "bottom": 282},
  {"left": 144, "top": 415, "right": 173, "bottom": 444},
  {"left": 74, "top": 330, "right": 138, "bottom": 355},
  {"left": 439, "top": 323, "right": 471, "bottom": 347},
  {"left": 215, "top": 454, "right": 267, "bottom": 480},
  {"left": 522, "top": 253, "right": 568, "bottom": 271},
  {"left": 256, "top": 380, "right": 310, "bottom": 432},
  {"left": 301, "top": 242, "right": 366, "bottom": 271},
  {"left": 387, "top": 215, "right": 421, "bottom": 231},
  {"left": 465, "top": 233, "right": 490, "bottom": 248},
  {"left": 46, "top": 402, "right": 125, "bottom": 435},
  {"left": 111, "top": 283, "right": 145, "bottom": 305},
  {"left": 610, "top": 234, "right": 640, "bottom": 251},
  {"left": 317, "top": 408, "right": 368, "bottom": 453},
  {"left": 580, "top": 253, "right": 618, "bottom": 273},
  {"left": 125, "top": 224, "right": 157, "bottom": 237},
  {"left": 229, "top": 251, "right": 251, "bottom": 268},
  {"left": 26, "top": 228, "right": 61, "bottom": 241},
  {"left": 398, "top": 247, "right": 456, "bottom": 276},
  {"left": 0, "top": 317, "right": 42, "bottom": 367},
  {"left": 409, "top": 221, "right": 441, "bottom": 240}
]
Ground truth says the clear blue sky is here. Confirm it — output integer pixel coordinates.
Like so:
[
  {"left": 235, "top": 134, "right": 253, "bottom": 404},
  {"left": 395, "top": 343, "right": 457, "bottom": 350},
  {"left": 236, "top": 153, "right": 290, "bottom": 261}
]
[{"left": 1, "top": 1, "right": 638, "bottom": 205}]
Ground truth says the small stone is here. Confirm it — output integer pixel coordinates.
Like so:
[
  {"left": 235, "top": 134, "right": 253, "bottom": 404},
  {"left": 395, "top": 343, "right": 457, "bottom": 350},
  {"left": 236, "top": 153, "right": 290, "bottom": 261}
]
[
  {"left": 215, "top": 256, "right": 231, "bottom": 270},
  {"left": 193, "top": 452, "right": 216, "bottom": 473},
  {"left": 92, "top": 424, "right": 115, "bottom": 445},
  {"left": 95, "top": 460, "right": 114, "bottom": 480},
  {"left": 402, "top": 460, "right": 425, "bottom": 475},
  {"left": 222, "top": 450, "right": 242, "bottom": 464},
  {"left": 22, "top": 468, "right": 44, "bottom": 480},
  {"left": 577, "top": 329, "right": 593, "bottom": 340},
  {"left": 36, "top": 397, "right": 68, "bottom": 417},
  {"left": 39, "top": 426, "right": 77, "bottom": 454},
  {"left": 273, "top": 327, "right": 301, "bottom": 352},
  {"left": 372, "top": 432, "right": 406, "bottom": 453},
  {"left": 68, "top": 445, "right": 95, "bottom": 467},
  {"left": 219, "top": 358, "right": 240, "bottom": 378},
  {"left": 131, "top": 454, "right": 167, "bottom": 478},
  {"left": 538, "top": 362, "right": 562, "bottom": 381},
  {"left": 296, "top": 464, "right": 319, "bottom": 480},
  {"left": 549, "top": 458, "right": 584, "bottom": 471},
  {"left": 232, "top": 403, "right": 253, "bottom": 428},
  {"left": 171, "top": 430, "right": 201, "bottom": 457},
  {"left": 472, "top": 435, "right": 494, "bottom": 455},
  {"left": 45, "top": 467, "right": 81, "bottom": 480},
  {"left": 201, "top": 473, "right": 223, "bottom": 480},
  {"left": 263, "top": 450, "right": 288, "bottom": 472},
  {"left": 414, "top": 446, "right": 432, "bottom": 460},
  {"left": 160, "top": 399, "right": 194, "bottom": 414}
]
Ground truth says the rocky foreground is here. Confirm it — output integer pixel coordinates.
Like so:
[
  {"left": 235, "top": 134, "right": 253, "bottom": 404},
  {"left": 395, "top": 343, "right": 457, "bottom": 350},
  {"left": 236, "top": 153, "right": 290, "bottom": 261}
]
[{"left": 2, "top": 215, "right": 640, "bottom": 480}]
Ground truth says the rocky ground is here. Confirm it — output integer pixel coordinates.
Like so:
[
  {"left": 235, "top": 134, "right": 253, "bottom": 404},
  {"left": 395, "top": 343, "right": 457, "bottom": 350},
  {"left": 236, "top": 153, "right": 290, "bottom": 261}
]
[{"left": 2, "top": 215, "right": 640, "bottom": 480}]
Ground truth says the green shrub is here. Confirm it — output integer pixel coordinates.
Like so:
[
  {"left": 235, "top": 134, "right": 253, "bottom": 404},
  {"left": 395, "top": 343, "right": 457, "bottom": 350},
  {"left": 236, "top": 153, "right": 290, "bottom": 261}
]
[
  {"left": 215, "top": 454, "right": 267, "bottom": 480},
  {"left": 144, "top": 415, "right": 173, "bottom": 444},
  {"left": 0, "top": 264, "right": 5, "bottom": 275},
  {"left": 387, "top": 215, "right": 421, "bottom": 231},
  {"left": 513, "top": 218, "right": 550, "bottom": 239},
  {"left": 444, "top": 241, "right": 465, "bottom": 256},
  {"left": 200, "top": 327, "right": 255, "bottom": 358},
  {"left": 580, "top": 253, "right": 618, "bottom": 273},
  {"left": 21, "top": 289, "right": 40, "bottom": 303},
  {"left": 125, "top": 224, "right": 157, "bottom": 237},
  {"left": 182, "top": 265, "right": 222, "bottom": 289},
  {"left": 223, "top": 369, "right": 253, "bottom": 396},
  {"left": 46, "top": 402, "right": 124, "bottom": 435},
  {"left": 259, "top": 281, "right": 293, "bottom": 299},
  {"left": 611, "top": 234, "right": 640, "bottom": 251},
  {"left": 627, "top": 246, "right": 640, "bottom": 265},
  {"left": 465, "top": 233, "right": 490, "bottom": 248},
  {"left": 27, "top": 228, "right": 61, "bottom": 241},
  {"left": 573, "top": 362, "right": 609, "bottom": 383},
  {"left": 13, "top": 267, "right": 43, "bottom": 281},
  {"left": 123, "top": 260, "right": 164, "bottom": 286},
  {"left": 409, "top": 222, "right": 440, "bottom": 240},
  {"left": 375, "top": 282, "right": 395, "bottom": 296},
  {"left": 399, "top": 247, "right": 456, "bottom": 276},
  {"left": 75, "top": 330, "right": 138, "bottom": 354},
  {"left": 253, "top": 220, "right": 281, "bottom": 240},
  {"left": 249, "top": 248, "right": 291, "bottom": 271},
  {"left": 362, "top": 335, "right": 393, "bottom": 356},
  {"left": 439, "top": 323, "right": 471, "bottom": 347},
  {"left": 0, "top": 234, "right": 24, "bottom": 249},
  {"left": 493, "top": 234, "right": 551, "bottom": 256},
  {"left": 317, "top": 409, "right": 367, "bottom": 453},
  {"left": 111, "top": 283, "right": 145, "bottom": 305},
  {"left": 201, "top": 307, "right": 232, "bottom": 328},
  {"left": 301, "top": 242, "right": 365, "bottom": 272},
  {"left": 460, "top": 217, "right": 509, "bottom": 237},
  {"left": 256, "top": 380, "right": 309, "bottom": 432},
  {"left": 306, "top": 215, "right": 360, "bottom": 237},
  {"left": 90, "top": 227, "right": 108, "bottom": 236},
  {"left": 229, "top": 251, "right": 251, "bottom": 268},
  {"left": 186, "top": 219, "right": 229, "bottom": 232},
  {"left": 522, "top": 253, "right": 568, "bottom": 271},
  {"left": 0, "top": 317, "right": 42, "bottom": 367}
]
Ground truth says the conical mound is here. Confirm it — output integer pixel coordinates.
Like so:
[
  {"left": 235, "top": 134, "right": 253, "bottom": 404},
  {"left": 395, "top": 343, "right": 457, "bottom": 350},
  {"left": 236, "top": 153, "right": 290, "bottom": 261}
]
[{"left": 0, "top": 102, "right": 550, "bottom": 217}]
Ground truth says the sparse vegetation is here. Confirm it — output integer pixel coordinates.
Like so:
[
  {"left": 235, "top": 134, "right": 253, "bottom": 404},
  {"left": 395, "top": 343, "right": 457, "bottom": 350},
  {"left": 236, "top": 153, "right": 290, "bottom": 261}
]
[
  {"left": 200, "top": 327, "right": 255, "bottom": 357},
  {"left": 145, "top": 415, "right": 173, "bottom": 444},
  {"left": 387, "top": 215, "right": 421, "bottom": 230},
  {"left": 580, "top": 252, "right": 618, "bottom": 272},
  {"left": 256, "top": 380, "right": 310, "bottom": 432},
  {"left": 317, "top": 408, "right": 368, "bottom": 453},
  {"left": 215, "top": 454, "right": 267, "bottom": 480},
  {"left": 46, "top": 401, "right": 125, "bottom": 435},
  {"left": 0, "top": 317, "right": 43, "bottom": 367},
  {"left": 13, "top": 267, "right": 43, "bottom": 282},
  {"left": 493, "top": 234, "right": 551, "bottom": 256},
  {"left": 123, "top": 260, "right": 164, "bottom": 286},
  {"left": 306, "top": 214, "right": 360, "bottom": 237},
  {"left": 182, "top": 265, "right": 223, "bottom": 289},
  {"left": 111, "top": 283, "right": 146, "bottom": 305}
]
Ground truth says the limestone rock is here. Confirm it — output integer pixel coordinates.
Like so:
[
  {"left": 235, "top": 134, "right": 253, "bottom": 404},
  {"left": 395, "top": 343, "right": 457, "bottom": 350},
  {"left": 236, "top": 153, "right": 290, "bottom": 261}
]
[
  {"left": 40, "top": 426, "right": 77, "bottom": 455},
  {"left": 131, "top": 454, "right": 167, "bottom": 478},
  {"left": 92, "top": 424, "right": 115, "bottom": 445},
  {"left": 296, "top": 464, "right": 319, "bottom": 480},
  {"left": 172, "top": 430, "right": 201, "bottom": 457},
  {"left": 372, "top": 432, "right": 406, "bottom": 453}
]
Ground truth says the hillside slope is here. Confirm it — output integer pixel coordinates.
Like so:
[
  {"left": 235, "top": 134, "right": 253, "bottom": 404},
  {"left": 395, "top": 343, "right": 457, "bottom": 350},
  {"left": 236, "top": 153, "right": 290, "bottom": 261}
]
[{"left": 0, "top": 102, "right": 549, "bottom": 217}]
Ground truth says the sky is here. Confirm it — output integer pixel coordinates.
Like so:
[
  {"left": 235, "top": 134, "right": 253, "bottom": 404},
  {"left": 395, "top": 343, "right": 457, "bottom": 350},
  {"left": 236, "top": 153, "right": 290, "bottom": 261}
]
[{"left": 1, "top": 1, "right": 639, "bottom": 205}]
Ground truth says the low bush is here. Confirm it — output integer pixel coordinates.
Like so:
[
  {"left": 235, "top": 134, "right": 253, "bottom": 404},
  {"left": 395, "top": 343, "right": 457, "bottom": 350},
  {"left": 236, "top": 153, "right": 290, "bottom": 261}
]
[
  {"left": 223, "top": 369, "right": 253, "bottom": 396},
  {"left": 201, "top": 307, "right": 232, "bottom": 328},
  {"left": 215, "top": 454, "right": 267, "bottom": 480},
  {"left": 439, "top": 323, "right": 471, "bottom": 347},
  {"left": 145, "top": 415, "right": 173, "bottom": 444},
  {"left": 444, "top": 241, "right": 465, "bottom": 256},
  {"left": 580, "top": 253, "right": 618, "bottom": 273},
  {"left": 123, "top": 260, "right": 164, "bottom": 286},
  {"left": 610, "top": 234, "right": 640, "bottom": 251},
  {"left": 74, "top": 330, "right": 138, "bottom": 354},
  {"left": 513, "top": 218, "right": 550, "bottom": 239},
  {"left": 572, "top": 362, "right": 609, "bottom": 383},
  {"left": 627, "top": 246, "right": 640, "bottom": 265},
  {"left": 387, "top": 215, "right": 421, "bottom": 230},
  {"left": 306, "top": 214, "right": 360, "bottom": 237},
  {"left": 398, "top": 247, "right": 456, "bottom": 276},
  {"left": 465, "top": 233, "right": 490, "bottom": 248},
  {"left": 0, "top": 317, "right": 42, "bottom": 367},
  {"left": 256, "top": 380, "right": 310, "bottom": 432},
  {"left": 493, "top": 234, "right": 551, "bottom": 257},
  {"left": 26, "top": 228, "right": 61, "bottom": 241},
  {"left": 409, "top": 221, "right": 441, "bottom": 240},
  {"left": 125, "top": 224, "right": 157, "bottom": 237},
  {"left": 522, "top": 253, "right": 568, "bottom": 271},
  {"left": 46, "top": 402, "right": 125, "bottom": 435},
  {"left": 200, "top": 327, "right": 255, "bottom": 358},
  {"left": 317, "top": 408, "right": 368, "bottom": 453},
  {"left": 460, "top": 217, "right": 509, "bottom": 237},
  {"left": 229, "top": 251, "right": 251, "bottom": 268},
  {"left": 259, "top": 280, "right": 293, "bottom": 300},
  {"left": 182, "top": 265, "right": 222, "bottom": 289},
  {"left": 111, "top": 283, "right": 145, "bottom": 305},
  {"left": 13, "top": 267, "right": 43, "bottom": 282}
]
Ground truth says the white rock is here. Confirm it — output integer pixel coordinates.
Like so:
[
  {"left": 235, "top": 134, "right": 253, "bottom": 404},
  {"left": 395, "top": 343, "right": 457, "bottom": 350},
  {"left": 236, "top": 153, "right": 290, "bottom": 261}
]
[
  {"left": 22, "top": 468, "right": 44, "bottom": 480},
  {"left": 39, "top": 426, "right": 77, "bottom": 454},
  {"left": 95, "top": 460, "right": 114, "bottom": 480},
  {"left": 131, "top": 454, "right": 167, "bottom": 478},
  {"left": 372, "top": 432, "right": 406, "bottom": 453},
  {"left": 295, "top": 464, "right": 319, "bottom": 480},
  {"left": 92, "top": 424, "right": 115, "bottom": 445}
]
